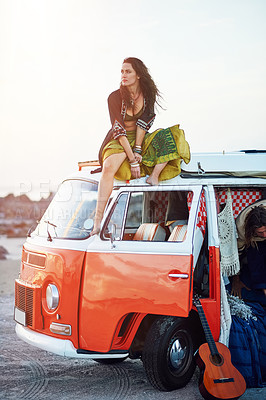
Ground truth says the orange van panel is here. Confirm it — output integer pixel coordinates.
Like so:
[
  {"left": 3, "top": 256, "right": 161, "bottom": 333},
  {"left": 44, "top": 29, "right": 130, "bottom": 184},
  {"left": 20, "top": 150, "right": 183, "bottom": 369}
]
[
  {"left": 18, "top": 243, "right": 85, "bottom": 348},
  {"left": 79, "top": 252, "right": 193, "bottom": 352}
]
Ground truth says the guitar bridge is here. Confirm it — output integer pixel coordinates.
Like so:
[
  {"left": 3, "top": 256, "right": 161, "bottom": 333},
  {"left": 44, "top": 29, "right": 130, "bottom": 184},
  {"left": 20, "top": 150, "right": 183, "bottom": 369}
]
[{"left": 213, "top": 378, "right": 235, "bottom": 384}]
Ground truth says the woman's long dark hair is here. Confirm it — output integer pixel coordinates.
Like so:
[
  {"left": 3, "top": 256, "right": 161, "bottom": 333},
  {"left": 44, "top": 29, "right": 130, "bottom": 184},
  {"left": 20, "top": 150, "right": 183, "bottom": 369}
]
[
  {"left": 244, "top": 205, "right": 266, "bottom": 247},
  {"left": 120, "top": 57, "right": 162, "bottom": 112}
]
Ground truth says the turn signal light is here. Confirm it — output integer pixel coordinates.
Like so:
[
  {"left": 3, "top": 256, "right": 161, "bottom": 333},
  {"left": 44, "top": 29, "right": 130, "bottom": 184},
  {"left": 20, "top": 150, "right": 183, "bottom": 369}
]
[{"left": 50, "top": 322, "right": 72, "bottom": 336}]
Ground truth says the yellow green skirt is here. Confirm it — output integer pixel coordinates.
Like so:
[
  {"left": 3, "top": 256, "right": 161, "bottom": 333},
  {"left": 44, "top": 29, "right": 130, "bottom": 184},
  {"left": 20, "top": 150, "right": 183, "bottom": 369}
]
[{"left": 102, "top": 124, "right": 190, "bottom": 181}]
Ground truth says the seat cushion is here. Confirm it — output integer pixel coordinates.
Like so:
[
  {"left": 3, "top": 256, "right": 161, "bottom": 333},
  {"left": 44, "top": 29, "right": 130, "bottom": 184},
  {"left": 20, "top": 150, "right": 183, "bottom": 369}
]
[
  {"left": 133, "top": 223, "right": 166, "bottom": 241},
  {"left": 168, "top": 224, "right": 188, "bottom": 242}
]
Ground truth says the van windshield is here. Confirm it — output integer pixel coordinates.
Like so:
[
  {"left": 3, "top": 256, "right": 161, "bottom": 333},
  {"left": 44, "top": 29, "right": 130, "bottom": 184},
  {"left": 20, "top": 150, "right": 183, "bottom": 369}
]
[{"left": 34, "top": 180, "right": 98, "bottom": 239}]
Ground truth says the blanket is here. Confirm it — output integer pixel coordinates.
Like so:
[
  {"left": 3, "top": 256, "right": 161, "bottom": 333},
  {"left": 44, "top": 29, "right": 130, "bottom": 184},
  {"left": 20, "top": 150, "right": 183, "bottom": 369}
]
[{"left": 229, "top": 302, "right": 266, "bottom": 388}]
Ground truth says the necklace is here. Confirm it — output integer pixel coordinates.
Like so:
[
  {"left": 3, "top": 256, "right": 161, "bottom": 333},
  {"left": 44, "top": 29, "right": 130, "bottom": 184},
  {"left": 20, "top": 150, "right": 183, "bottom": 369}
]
[{"left": 130, "top": 91, "right": 141, "bottom": 106}]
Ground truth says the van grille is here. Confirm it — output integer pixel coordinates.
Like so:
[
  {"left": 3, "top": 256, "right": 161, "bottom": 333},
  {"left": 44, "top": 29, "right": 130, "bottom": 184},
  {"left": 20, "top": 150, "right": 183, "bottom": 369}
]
[{"left": 15, "top": 280, "right": 43, "bottom": 328}]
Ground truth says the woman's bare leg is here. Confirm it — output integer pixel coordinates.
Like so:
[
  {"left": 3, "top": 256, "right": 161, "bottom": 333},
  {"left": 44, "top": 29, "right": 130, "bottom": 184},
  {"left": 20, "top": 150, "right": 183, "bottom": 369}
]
[
  {"left": 146, "top": 162, "right": 168, "bottom": 186},
  {"left": 90, "top": 152, "right": 127, "bottom": 235}
]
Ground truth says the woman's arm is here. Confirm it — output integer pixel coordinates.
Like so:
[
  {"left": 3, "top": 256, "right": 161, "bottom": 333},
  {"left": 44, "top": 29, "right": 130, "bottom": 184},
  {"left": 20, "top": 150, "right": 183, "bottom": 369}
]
[
  {"left": 118, "top": 136, "right": 135, "bottom": 162},
  {"left": 108, "top": 91, "right": 127, "bottom": 140},
  {"left": 135, "top": 126, "right": 146, "bottom": 147},
  {"left": 136, "top": 101, "right": 156, "bottom": 133},
  {"left": 134, "top": 102, "right": 155, "bottom": 162},
  {"left": 133, "top": 126, "right": 146, "bottom": 163},
  {"left": 118, "top": 136, "right": 141, "bottom": 179},
  {"left": 231, "top": 275, "right": 250, "bottom": 298}
]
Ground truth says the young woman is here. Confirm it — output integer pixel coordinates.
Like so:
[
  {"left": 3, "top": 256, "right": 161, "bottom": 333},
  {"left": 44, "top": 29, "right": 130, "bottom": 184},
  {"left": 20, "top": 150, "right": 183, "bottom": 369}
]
[
  {"left": 90, "top": 57, "right": 190, "bottom": 236},
  {"left": 231, "top": 203, "right": 266, "bottom": 305}
]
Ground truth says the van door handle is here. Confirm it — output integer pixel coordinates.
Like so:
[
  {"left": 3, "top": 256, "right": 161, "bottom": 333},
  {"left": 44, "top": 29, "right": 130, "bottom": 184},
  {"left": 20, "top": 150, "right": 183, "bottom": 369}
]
[{"left": 168, "top": 273, "right": 189, "bottom": 279}]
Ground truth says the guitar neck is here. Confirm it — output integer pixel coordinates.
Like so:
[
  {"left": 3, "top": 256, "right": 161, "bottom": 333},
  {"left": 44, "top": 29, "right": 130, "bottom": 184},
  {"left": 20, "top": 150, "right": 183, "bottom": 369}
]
[{"left": 194, "top": 298, "right": 219, "bottom": 357}]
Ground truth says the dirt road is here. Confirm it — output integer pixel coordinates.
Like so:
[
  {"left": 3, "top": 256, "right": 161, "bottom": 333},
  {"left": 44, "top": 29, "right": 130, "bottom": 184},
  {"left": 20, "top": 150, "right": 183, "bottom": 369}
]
[{"left": 0, "top": 259, "right": 265, "bottom": 399}]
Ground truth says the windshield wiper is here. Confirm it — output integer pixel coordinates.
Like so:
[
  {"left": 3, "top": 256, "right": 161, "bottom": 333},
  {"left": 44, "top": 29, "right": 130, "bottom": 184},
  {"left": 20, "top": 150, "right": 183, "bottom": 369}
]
[
  {"left": 44, "top": 220, "right": 57, "bottom": 242},
  {"left": 27, "top": 220, "right": 40, "bottom": 237}
]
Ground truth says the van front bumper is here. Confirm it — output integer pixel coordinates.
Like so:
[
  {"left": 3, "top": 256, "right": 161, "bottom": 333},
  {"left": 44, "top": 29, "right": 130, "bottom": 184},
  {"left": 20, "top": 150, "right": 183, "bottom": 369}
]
[{"left": 15, "top": 323, "right": 129, "bottom": 359}]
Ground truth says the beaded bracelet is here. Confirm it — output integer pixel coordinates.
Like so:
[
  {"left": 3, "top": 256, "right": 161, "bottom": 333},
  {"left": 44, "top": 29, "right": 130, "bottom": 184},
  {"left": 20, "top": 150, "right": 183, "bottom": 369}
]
[
  {"left": 133, "top": 148, "right": 142, "bottom": 155},
  {"left": 129, "top": 160, "right": 140, "bottom": 168}
]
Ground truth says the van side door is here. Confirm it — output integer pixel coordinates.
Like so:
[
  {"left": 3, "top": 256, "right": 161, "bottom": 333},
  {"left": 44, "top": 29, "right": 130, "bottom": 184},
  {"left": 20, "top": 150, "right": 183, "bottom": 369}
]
[{"left": 79, "top": 186, "right": 203, "bottom": 352}]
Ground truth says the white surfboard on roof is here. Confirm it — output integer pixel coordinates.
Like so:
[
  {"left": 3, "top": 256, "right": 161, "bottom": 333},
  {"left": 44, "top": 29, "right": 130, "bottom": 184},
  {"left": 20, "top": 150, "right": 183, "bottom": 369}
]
[{"left": 181, "top": 150, "right": 266, "bottom": 175}]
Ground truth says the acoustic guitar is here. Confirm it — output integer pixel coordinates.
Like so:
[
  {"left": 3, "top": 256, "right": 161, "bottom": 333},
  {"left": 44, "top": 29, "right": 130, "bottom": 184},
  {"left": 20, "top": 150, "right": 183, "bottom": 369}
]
[{"left": 193, "top": 294, "right": 246, "bottom": 400}]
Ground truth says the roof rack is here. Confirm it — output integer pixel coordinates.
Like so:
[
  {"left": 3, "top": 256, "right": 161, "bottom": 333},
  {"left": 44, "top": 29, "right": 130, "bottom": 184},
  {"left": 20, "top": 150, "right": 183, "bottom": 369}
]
[
  {"left": 78, "top": 160, "right": 100, "bottom": 171},
  {"left": 240, "top": 149, "right": 266, "bottom": 153}
]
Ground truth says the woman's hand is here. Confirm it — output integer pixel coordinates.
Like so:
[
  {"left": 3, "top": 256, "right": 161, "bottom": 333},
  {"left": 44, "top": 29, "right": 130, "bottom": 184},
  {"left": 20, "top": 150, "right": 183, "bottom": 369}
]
[
  {"left": 231, "top": 275, "right": 250, "bottom": 298},
  {"left": 134, "top": 152, "right": 142, "bottom": 163},
  {"left": 130, "top": 163, "right": 141, "bottom": 179},
  {"left": 129, "top": 157, "right": 141, "bottom": 179}
]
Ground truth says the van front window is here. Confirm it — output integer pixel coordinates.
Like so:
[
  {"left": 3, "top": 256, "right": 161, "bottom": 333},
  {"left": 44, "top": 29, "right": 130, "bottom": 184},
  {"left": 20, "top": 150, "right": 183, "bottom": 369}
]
[{"left": 34, "top": 180, "right": 98, "bottom": 239}]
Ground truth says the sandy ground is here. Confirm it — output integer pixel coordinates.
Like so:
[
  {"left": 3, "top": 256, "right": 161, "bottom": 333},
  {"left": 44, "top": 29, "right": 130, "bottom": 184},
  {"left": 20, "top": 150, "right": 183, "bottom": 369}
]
[
  {"left": 0, "top": 258, "right": 265, "bottom": 400},
  {"left": 0, "top": 259, "right": 20, "bottom": 296}
]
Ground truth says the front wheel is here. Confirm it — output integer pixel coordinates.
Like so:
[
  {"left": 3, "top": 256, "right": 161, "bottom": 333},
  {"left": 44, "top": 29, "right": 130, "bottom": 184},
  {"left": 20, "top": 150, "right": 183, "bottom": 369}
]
[{"left": 142, "top": 316, "right": 196, "bottom": 391}]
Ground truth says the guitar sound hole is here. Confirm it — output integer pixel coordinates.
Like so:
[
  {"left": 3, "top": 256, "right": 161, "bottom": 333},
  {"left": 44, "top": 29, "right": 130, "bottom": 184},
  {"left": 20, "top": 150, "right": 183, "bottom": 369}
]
[{"left": 210, "top": 353, "right": 224, "bottom": 366}]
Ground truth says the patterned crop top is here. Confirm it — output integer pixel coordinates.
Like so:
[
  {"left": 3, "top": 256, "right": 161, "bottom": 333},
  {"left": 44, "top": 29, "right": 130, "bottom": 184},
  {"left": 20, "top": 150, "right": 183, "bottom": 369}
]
[{"left": 107, "top": 89, "right": 156, "bottom": 140}]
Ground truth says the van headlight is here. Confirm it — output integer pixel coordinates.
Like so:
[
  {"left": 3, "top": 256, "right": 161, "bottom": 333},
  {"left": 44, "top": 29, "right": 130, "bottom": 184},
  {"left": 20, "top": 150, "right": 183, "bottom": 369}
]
[{"left": 46, "top": 284, "right": 59, "bottom": 310}]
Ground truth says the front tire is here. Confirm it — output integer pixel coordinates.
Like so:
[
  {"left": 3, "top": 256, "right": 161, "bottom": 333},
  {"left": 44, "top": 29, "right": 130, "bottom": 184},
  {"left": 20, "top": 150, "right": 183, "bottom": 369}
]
[{"left": 142, "top": 316, "right": 196, "bottom": 391}]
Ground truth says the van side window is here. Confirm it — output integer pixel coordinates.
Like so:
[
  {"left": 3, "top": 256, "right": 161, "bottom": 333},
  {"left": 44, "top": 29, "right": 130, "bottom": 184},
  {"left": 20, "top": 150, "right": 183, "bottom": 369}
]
[
  {"left": 104, "top": 190, "right": 193, "bottom": 242},
  {"left": 126, "top": 190, "right": 190, "bottom": 242},
  {"left": 106, "top": 193, "right": 128, "bottom": 240},
  {"left": 125, "top": 192, "right": 143, "bottom": 228}
]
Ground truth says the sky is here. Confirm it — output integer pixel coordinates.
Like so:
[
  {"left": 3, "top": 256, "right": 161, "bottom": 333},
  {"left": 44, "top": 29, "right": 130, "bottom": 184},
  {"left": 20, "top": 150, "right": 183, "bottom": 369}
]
[{"left": 0, "top": 0, "right": 265, "bottom": 200}]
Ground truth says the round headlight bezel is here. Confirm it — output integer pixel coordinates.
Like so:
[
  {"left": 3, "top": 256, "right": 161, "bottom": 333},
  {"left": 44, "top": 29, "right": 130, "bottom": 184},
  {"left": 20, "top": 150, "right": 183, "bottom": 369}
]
[{"left": 46, "top": 284, "right": 59, "bottom": 310}]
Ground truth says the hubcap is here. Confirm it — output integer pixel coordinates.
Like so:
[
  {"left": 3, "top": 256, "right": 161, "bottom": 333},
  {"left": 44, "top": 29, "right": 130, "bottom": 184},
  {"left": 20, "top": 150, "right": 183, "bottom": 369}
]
[{"left": 169, "top": 338, "right": 187, "bottom": 369}]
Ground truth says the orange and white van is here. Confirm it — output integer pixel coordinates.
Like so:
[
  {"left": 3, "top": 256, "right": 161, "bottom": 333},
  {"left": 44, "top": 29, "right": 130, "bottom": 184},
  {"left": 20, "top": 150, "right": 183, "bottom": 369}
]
[{"left": 14, "top": 151, "right": 266, "bottom": 391}]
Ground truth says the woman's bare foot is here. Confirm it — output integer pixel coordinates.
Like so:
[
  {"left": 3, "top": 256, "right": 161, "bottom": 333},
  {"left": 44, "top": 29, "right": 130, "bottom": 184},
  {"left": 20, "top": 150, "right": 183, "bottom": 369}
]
[
  {"left": 89, "top": 226, "right": 100, "bottom": 237},
  {"left": 146, "top": 175, "right": 159, "bottom": 185},
  {"left": 146, "top": 162, "right": 167, "bottom": 186},
  {"left": 89, "top": 218, "right": 102, "bottom": 237}
]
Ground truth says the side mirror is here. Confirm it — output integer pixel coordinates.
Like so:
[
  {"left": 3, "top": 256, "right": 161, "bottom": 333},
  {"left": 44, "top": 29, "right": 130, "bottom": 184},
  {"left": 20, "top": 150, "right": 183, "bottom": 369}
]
[
  {"left": 83, "top": 218, "right": 94, "bottom": 231},
  {"left": 110, "top": 223, "right": 117, "bottom": 248}
]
